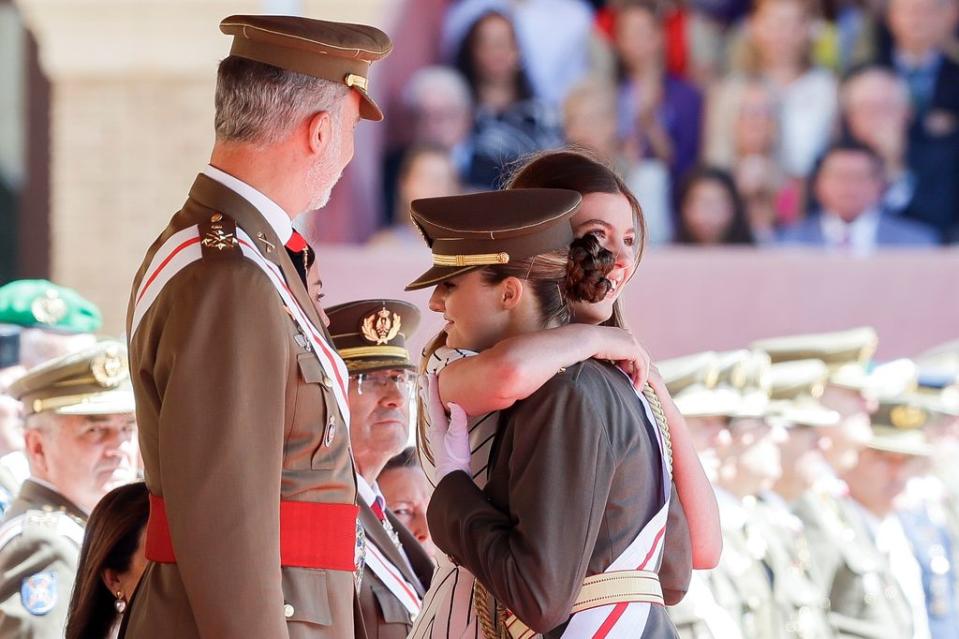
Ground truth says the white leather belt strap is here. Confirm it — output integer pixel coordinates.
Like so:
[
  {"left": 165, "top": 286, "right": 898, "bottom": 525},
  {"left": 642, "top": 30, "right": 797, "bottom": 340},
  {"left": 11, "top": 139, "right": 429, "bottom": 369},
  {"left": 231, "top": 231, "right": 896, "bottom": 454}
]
[{"left": 504, "top": 570, "right": 664, "bottom": 639}]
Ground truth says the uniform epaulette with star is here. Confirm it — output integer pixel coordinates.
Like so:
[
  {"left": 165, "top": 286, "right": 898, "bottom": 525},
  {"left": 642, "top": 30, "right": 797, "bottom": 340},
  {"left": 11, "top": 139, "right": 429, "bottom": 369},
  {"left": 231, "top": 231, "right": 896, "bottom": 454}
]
[{"left": 198, "top": 212, "right": 241, "bottom": 258}]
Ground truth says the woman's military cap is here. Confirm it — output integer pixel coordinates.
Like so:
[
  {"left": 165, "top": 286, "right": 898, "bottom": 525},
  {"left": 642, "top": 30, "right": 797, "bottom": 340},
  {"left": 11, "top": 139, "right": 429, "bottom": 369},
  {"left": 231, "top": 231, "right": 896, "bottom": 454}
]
[
  {"left": 219, "top": 15, "right": 393, "bottom": 121},
  {"left": 0, "top": 280, "right": 102, "bottom": 334},
  {"left": 8, "top": 340, "right": 134, "bottom": 417},
  {"left": 765, "top": 359, "right": 840, "bottom": 428},
  {"left": 326, "top": 299, "right": 420, "bottom": 373},
  {"left": 405, "top": 188, "right": 582, "bottom": 290}
]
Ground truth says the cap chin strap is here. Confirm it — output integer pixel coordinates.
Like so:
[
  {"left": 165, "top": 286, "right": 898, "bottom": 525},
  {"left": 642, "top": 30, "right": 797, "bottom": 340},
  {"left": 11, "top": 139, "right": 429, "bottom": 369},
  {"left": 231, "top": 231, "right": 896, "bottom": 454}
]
[{"left": 432, "top": 252, "right": 510, "bottom": 267}]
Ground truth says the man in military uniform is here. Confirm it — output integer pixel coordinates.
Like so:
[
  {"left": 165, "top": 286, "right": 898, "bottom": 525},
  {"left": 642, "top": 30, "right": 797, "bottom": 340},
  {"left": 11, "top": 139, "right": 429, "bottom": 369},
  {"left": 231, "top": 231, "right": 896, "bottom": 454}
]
[
  {"left": 659, "top": 351, "right": 749, "bottom": 639},
  {"left": 0, "top": 280, "right": 103, "bottom": 509},
  {"left": 123, "top": 14, "right": 391, "bottom": 639},
  {"left": 755, "top": 330, "right": 917, "bottom": 638},
  {"left": 756, "top": 359, "right": 838, "bottom": 638},
  {"left": 327, "top": 300, "right": 434, "bottom": 638},
  {"left": 0, "top": 341, "right": 137, "bottom": 638},
  {"left": 892, "top": 383, "right": 959, "bottom": 639}
]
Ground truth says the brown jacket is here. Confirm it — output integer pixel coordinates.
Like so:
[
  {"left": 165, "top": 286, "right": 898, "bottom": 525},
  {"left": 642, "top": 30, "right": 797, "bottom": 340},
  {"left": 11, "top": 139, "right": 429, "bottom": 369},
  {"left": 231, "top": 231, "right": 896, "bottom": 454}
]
[
  {"left": 357, "top": 503, "right": 433, "bottom": 639},
  {"left": 428, "top": 359, "right": 687, "bottom": 638},
  {"left": 124, "top": 174, "right": 360, "bottom": 639}
]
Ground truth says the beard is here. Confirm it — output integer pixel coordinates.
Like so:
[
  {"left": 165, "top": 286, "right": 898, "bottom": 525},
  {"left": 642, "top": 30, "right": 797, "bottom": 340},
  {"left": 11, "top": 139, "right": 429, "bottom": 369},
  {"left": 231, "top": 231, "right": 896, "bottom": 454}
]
[{"left": 304, "top": 131, "right": 344, "bottom": 212}]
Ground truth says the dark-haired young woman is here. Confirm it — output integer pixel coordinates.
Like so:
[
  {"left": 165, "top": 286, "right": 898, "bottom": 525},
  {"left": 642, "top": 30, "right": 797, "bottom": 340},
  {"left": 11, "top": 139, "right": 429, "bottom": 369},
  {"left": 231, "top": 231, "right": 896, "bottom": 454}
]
[
  {"left": 409, "top": 150, "right": 721, "bottom": 638},
  {"left": 65, "top": 482, "right": 148, "bottom": 639}
]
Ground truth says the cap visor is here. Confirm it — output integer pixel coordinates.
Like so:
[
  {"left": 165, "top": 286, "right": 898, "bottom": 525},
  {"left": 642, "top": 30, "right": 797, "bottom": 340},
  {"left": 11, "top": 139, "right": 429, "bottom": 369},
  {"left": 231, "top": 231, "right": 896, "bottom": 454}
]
[
  {"left": 357, "top": 89, "right": 383, "bottom": 121},
  {"left": 405, "top": 265, "right": 482, "bottom": 291},
  {"left": 53, "top": 391, "right": 135, "bottom": 416}
]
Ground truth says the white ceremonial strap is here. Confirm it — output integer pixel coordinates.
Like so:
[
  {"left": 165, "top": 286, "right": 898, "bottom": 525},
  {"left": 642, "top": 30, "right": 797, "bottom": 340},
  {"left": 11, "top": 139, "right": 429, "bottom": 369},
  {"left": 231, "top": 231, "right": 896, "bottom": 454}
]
[
  {"left": 365, "top": 541, "right": 422, "bottom": 618},
  {"left": 130, "top": 224, "right": 351, "bottom": 427}
]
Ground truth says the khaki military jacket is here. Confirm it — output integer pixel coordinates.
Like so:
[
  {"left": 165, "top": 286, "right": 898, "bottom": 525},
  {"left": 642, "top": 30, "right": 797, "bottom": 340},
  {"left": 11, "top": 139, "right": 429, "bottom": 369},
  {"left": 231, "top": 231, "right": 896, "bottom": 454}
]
[
  {"left": 753, "top": 495, "right": 834, "bottom": 639},
  {"left": 0, "top": 480, "right": 87, "bottom": 639},
  {"left": 428, "top": 360, "right": 687, "bottom": 638},
  {"left": 123, "top": 174, "right": 359, "bottom": 639},
  {"left": 357, "top": 503, "right": 433, "bottom": 639},
  {"left": 793, "top": 490, "right": 914, "bottom": 639}
]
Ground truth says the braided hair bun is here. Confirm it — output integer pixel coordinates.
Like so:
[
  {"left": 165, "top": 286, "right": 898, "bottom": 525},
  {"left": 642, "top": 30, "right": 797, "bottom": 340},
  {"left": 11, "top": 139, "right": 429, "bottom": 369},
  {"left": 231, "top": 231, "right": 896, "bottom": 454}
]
[{"left": 565, "top": 234, "right": 615, "bottom": 303}]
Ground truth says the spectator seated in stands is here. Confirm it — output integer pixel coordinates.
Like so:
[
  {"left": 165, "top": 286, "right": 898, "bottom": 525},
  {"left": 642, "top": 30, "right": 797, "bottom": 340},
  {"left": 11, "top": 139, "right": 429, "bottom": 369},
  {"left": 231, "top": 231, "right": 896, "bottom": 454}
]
[
  {"left": 371, "top": 144, "right": 463, "bottom": 245},
  {"left": 840, "top": 65, "right": 918, "bottom": 220},
  {"left": 707, "top": 0, "right": 838, "bottom": 181},
  {"left": 727, "top": 78, "right": 802, "bottom": 241},
  {"left": 878, "top": 0, "right": 959, "bottom": 241},
  {"left": 381, "top": 66, "right": 473, "bottom": 226},
  {"left": 65, "top": 482, "right": 148, "bottom": 639},
  {"left": 779, "top": 139, "right": 939, "bottom": 251},
  {"left": 675, "top": 167, "right": 756, "bottom": 246},
  {"left": 453, "top": 6, "right": 563, "bottom": 188},
  {"left": 562, "top": 79, "right": 673, "bottom": 244},
  {"left": 378, "top": 447, "right": 437, "bottom": 560},
  {"left": 611, "top": 1, "right": 703, "bottom": 197}
]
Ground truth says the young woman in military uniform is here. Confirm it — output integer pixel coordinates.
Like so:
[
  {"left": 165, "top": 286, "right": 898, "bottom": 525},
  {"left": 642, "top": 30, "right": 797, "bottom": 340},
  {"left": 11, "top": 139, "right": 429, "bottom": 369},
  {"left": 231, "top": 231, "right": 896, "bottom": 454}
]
[
  {"left": 408, "top": 150, "right": 720, "bottom": 639},
  {"left": 405, "top": 186, "right": 686, "bottom": 638}
]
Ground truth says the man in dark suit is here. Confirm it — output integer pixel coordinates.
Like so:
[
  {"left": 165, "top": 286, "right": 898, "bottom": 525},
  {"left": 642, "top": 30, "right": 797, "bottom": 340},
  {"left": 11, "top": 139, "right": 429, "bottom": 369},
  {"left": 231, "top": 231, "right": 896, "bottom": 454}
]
[
  {"left": 779, "top": 140, "right": 938, "bottom": 252},
  {"left": 878, "top": 0, "right": 959, "bottom": 241},
  {"left": 327, "top": 300, "right": 434, "bottom": 639}
]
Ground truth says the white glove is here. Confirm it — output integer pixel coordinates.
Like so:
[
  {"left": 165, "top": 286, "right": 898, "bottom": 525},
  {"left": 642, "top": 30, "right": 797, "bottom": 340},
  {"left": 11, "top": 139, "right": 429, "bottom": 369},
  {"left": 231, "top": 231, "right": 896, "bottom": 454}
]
[{"left": 421, "top": 373, "right": 471, "bottom": 480}]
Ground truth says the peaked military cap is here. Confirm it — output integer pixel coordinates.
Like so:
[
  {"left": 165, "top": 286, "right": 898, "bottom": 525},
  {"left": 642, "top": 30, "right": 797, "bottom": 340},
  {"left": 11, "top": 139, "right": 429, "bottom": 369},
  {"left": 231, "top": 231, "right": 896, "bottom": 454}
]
[
  {"left": 405, "top": 189, "right": 582, "bottom": 290},
  {"left": 0, "top": 280, "right": 102, "bottom": 334},
  {"left": 9, "top": 340, "right": 134, "bottom": 416},
  {"left": 735, "top": 351, "right": 772, "bottom": 419},
  {"left": 752, "top": 327, "right": 878, "bottom": 391},
  {"left": 327, "top": 299, "right": 420, "bottom": 373},
  {"left": 658, "top": 351, "right": 743, "bottom": 418},
  {"left": 766, "top": 359, "right": 839, "bottom": 427},
  {"left": 220, "top": 15, "right": 393, "bottom": 121},
  {"left": 868, "top": 397, "right": 932, "bottom": 456}
]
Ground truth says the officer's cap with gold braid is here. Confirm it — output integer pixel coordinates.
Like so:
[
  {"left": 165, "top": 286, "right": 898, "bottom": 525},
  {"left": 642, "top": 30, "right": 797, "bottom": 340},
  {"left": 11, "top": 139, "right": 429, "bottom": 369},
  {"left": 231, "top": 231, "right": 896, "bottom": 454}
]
[
  {"left": 405, "top": 189, "right": 582, "bottom": 290},
  {"left": 9, "top": 340, "right": 134, "bottom": 417},
  {"left": 658, "top": 351, "right": 744, "bottom": 418},
  {"left": 327, "top": 300, "right": 420, "bottom": 374},
  {"left": 766, "top": 359, "right": 839, "bottom": 428},
  {"left": 220, "top": 15, "right": 393, "bottom": 121},
  {"left": 868, "top": 397, "right": 932, "bottom": 457},
  {"left": 752, "top": 327, "right": 878, "bottom": 391}
]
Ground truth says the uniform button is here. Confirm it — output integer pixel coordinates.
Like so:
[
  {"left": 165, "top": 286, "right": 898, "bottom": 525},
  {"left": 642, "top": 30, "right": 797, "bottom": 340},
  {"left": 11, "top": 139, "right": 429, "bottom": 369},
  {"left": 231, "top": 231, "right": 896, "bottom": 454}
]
[
  {"left": 324, "top": 416, "right": 336, "bottom": 447},
  {"left": 284, "top": 603, "right": 295, "bottom": 618}
]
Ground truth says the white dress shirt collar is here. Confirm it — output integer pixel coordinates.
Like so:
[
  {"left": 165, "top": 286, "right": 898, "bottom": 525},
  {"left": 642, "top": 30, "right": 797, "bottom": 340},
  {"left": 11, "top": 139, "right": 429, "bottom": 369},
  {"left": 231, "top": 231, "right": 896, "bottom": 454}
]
[
  {"left": 202, "top": 164, "right": 294, "bottom": 244},
  {"left": 820, "top": 207, "right": 881, "bottom": 256},
  {"left": 355, "top": 473, "right": 384, "bottom": 509}
]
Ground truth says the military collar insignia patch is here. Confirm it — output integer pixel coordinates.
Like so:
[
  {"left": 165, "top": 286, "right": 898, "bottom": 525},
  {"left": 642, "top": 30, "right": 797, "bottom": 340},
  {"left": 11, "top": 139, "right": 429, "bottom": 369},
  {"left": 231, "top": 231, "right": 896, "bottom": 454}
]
[
  {"left": 361, "top": 307, "right": 401, "bottom": 345},
  {"left": 21, "top": 571, "right": 57, "bottom": 616},
  {"left": 201, "top": 213, "right": 238, "bottom": 251},
  {"left": 31, "top": 290, "right": 67, "bottom": 326}
]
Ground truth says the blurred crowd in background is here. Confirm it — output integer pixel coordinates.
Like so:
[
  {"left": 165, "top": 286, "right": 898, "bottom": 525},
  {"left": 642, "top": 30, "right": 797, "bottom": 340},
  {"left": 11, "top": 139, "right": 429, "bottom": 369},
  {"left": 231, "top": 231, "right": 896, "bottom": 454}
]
[{"left": 370, "top": 0, "right": 959, "bottom": 250}]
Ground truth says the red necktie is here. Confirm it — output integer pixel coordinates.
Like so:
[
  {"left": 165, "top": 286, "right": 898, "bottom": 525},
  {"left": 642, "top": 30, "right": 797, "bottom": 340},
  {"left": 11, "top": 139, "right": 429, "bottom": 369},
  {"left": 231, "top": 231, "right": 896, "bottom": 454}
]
[
  {"left": 286, "top": 230, "right": 309, "bottom": 253},
  {"left": 370, "top": 498, "right": 387, "bottom": 523}
]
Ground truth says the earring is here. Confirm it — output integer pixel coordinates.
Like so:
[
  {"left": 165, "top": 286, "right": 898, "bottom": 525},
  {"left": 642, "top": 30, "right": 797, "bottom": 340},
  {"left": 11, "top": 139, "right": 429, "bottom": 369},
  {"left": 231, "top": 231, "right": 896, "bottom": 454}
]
[{"left": 114, "top": 591, "right": 127, "bottom": 614}]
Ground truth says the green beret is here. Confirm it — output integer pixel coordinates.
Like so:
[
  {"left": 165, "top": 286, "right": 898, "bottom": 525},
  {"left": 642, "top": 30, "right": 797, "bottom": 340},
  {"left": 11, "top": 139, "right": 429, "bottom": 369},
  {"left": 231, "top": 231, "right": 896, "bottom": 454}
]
[{"left": 0, "top": 280, "right": 102, "bottom": 334}]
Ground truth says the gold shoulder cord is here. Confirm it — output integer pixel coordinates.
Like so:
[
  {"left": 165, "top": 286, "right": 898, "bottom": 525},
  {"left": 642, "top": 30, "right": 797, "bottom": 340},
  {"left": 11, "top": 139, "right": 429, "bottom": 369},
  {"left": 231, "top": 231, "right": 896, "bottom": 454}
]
[{"left": 474, "top": 382, "right": 672, "bottom": 639}]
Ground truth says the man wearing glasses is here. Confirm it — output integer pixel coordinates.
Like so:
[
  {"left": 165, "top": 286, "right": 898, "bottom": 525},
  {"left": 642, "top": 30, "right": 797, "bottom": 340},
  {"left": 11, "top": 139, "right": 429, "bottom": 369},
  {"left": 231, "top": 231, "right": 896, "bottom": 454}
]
[{"left": 327, "top": 300, "right": 434, "bottom": 639}]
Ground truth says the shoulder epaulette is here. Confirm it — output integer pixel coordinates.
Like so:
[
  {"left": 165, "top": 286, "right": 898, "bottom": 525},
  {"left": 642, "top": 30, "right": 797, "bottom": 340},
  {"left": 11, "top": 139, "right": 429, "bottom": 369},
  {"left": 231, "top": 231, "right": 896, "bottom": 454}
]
[
  {"left": 198, "top": 212, "right": 241, "bottom": 258},
  {"left": 0, "top": 509, "right": 85, "bottom": 551}
]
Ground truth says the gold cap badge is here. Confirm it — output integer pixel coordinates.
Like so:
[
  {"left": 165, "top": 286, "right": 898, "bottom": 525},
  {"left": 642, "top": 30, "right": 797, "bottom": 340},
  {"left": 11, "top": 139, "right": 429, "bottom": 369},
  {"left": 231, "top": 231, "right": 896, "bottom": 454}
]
[
  {"left": 361, "top": 308, "right": 401, "bottom": 345},
  {"left": 890, "top": 404, "right": 927, "bottom": 430},
  {"left": 91, "top": 346, "right": 127, "bottom": 387},
  {"left": 31, "top": 289, "right": 68, "bottom": 326}
]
